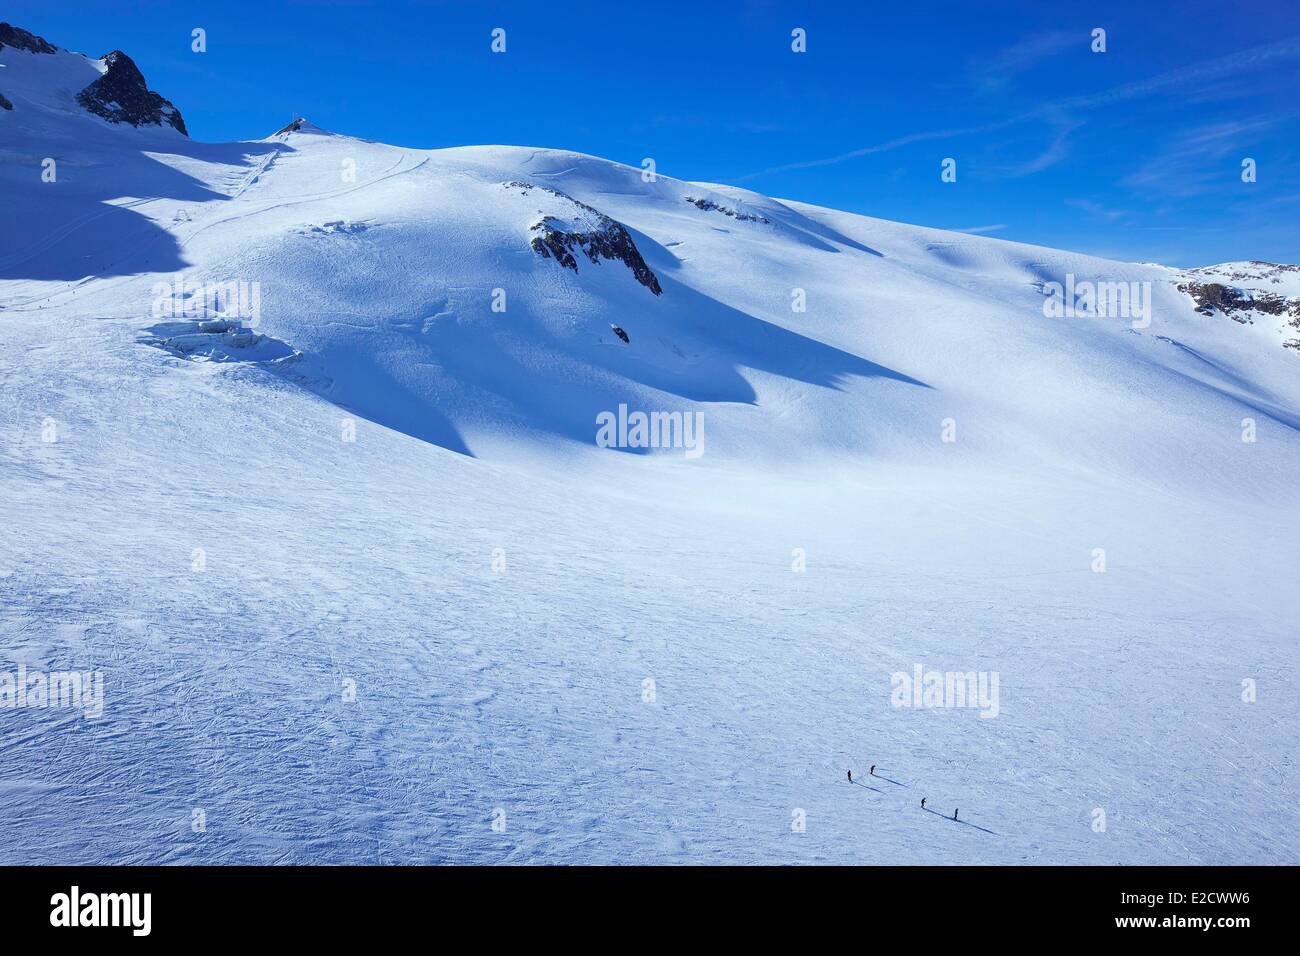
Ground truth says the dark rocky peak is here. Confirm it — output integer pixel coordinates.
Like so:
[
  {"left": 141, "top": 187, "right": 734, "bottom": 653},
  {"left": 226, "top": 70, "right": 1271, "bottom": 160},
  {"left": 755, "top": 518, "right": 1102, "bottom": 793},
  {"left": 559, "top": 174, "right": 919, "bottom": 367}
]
[
  {"left": 76, "top": 49, "right": 187, "bottom": 135},
  {"left": 0, "top": 23, "right": 58, "bottom": 54}
]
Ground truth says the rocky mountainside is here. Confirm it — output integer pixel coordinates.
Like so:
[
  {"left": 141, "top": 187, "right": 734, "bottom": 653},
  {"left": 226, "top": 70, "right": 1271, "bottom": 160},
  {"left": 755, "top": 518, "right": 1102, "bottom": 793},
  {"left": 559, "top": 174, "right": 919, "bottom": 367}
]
[{"left": 0, "top": 22, "right": 186, "bottom": 134}]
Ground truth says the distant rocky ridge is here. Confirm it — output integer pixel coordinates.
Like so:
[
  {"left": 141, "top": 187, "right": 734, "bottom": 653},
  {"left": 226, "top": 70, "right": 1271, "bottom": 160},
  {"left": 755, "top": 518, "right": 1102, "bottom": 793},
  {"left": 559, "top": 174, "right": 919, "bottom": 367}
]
[
  {"left": 685, "top": 196, "right": 769, "bottom": 224},
  {"left": 1182, "top": 261, "right": 1300, "bottom": 285},
  {"left": 0, "top": 23, "right": 187, "bottom": 134}
]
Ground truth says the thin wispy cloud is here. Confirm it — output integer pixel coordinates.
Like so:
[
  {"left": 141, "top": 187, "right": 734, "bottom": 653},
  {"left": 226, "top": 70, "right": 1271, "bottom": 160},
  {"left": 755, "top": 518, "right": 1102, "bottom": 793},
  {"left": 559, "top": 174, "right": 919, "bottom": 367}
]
[
  {"left": 1004, "top": 116, "right": 1082, "bottom": 177},
  {"left": 1066, "top": 198, "right": 1128, "bottom": 221},
  {"left": 975, "top": 30, "right": 1076, "bottom": 93},
  {"left": 737, "top": 35, "right": 1300, "bottom": 182},
  {"left": 1121, "top": 116, "right": 1282, "bottom": 196},
  {"left": 734, "top": 120, "right": 1017, "bottom": 180},
  {"left": 1049, "top": 36, "right": 1300, "bottom": 114}
]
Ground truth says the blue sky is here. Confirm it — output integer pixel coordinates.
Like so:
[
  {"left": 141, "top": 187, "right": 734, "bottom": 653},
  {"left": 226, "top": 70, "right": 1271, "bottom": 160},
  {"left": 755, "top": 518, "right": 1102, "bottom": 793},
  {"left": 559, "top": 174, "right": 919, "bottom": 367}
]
[{"left": 9, "top": 0, "right": 1299, "bottom": 265}]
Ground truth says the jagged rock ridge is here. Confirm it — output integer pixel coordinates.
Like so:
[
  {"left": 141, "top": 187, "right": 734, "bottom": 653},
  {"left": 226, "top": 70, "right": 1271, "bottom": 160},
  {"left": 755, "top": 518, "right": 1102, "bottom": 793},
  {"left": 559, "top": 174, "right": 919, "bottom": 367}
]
[
  {"left": 503, "top": 181, "right": 662, "bottom": 295},
  {"left": 0, "top": 22, "right": 57, "bottom": 54}
]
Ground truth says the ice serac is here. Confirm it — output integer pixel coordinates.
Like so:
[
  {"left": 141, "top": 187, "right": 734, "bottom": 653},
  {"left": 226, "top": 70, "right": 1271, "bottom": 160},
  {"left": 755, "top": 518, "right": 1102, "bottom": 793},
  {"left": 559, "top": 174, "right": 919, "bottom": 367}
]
[{"left": 76, "top": 50, "right": 188, "bottom": 135}]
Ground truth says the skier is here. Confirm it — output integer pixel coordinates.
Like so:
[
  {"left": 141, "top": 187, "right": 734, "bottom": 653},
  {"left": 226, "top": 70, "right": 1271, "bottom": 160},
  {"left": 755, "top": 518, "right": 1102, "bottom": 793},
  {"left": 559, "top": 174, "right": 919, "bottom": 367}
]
[
  {"left": 847, "top": 770, "right": 852, "bottom": 783},
  {"left": 920, "top": 797, "right": 926, "bottom": 809},
  {"left": 869, "top": 764, "right": 876, "bottom": 776},
  {"left": 953, "top": 808, "right": 959, "bottom": 821}
]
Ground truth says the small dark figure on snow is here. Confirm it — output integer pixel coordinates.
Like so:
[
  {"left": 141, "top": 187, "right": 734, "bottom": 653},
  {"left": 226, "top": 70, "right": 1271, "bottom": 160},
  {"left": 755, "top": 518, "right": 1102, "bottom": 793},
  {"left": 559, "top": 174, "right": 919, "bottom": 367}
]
[
  {"left": 920, "top": 798, "right": 926, "bottom": 809},
  {"left": 869, "top": 765, "right": 876, "bottom": 776},
  {"left": 847, "top": 770, "right": 852, "bottom": 783},
  {"left": 953, "top": 809, "right": 959, "bottom": 821}
]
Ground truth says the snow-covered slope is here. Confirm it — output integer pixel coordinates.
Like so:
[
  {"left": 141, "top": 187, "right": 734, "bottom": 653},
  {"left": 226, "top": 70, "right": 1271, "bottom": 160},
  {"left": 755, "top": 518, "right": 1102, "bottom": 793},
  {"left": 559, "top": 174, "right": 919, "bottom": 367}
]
[{"left": 2, "top": 26, "right": 1296, "bottom": 864}]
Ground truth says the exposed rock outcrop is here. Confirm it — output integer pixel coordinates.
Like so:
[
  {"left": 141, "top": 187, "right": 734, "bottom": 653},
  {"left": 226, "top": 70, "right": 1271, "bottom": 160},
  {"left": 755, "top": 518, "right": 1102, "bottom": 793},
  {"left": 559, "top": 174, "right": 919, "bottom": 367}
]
[
  {"left": 684, "top": 196, "right": 769, "bottom": 223},
  {"left": 1179, "top": 281, "right": 1249, "bottom": 318},
  {"left": 1177, "top": 281, "right": 1297, "bottom": 322},
  {"left": 76, "top": 50, "right": 187, "bottom": 135},
  {"left": 1175, "top": 267, "right": 1300, "bottom": 351},
  {"left": 503, "top": 181, "right": 662, "bottom": 296},
  {"left": 0, "top": 93, "right": 12, "bottom": 111}
]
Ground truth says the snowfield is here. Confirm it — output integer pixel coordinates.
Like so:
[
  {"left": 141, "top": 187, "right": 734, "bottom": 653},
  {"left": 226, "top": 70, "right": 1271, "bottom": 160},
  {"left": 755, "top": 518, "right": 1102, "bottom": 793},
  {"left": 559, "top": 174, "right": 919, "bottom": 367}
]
[{"left": 1, "top": 34, "right": 1297, "bottom": 865}]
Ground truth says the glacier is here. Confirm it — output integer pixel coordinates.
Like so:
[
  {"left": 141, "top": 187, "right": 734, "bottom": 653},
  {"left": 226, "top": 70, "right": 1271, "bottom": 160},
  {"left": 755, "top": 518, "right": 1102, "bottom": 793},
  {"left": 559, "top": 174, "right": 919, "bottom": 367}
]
[{"left": 1, "top": 27, "right": 1297, "bottom": 865}]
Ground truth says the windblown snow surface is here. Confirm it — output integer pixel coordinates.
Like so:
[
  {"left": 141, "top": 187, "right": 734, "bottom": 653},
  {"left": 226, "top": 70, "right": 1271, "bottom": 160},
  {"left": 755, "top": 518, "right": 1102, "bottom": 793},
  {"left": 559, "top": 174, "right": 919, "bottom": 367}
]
[{"left": 1, "top": 40, "right": 1297, "bottom": 865}]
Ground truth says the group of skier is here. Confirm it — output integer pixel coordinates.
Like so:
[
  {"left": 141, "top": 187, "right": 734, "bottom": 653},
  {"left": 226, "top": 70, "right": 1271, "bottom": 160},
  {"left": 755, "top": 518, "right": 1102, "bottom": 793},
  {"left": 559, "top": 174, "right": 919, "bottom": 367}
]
[{"left": 848, "top": 766, "right": 958, "bottom": 821}]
